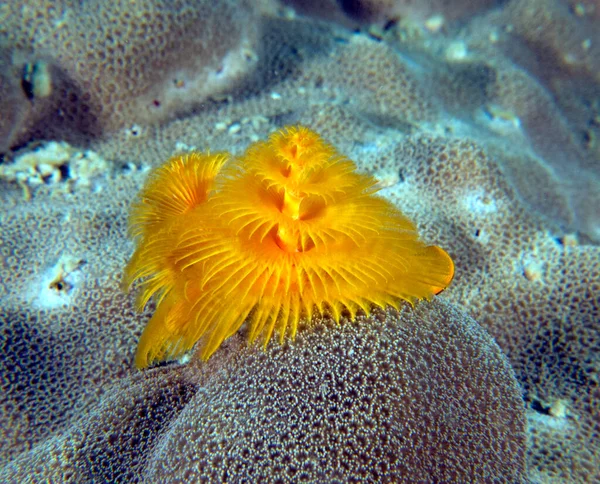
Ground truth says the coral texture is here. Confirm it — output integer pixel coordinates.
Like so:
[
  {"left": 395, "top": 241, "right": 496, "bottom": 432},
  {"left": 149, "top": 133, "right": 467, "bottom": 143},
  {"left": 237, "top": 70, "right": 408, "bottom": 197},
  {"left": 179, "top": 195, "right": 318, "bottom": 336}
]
[
  {"left": 0, "top": 48, "right": 29, "bottom": 152},
  {"left": 0, "top": 171, "right": 525, "bottom": 482},
  {"left": 1, "top": 0, "right": 599, "bottom": 482},
  {"left": 284, "top": 0, "right": 498, "bottom": 24},
  {"left": 0, "top": 0, "right": 259, "bottom": 146},
  {"left": 377, "top": 133, "right": 600, "bottom": 482}
]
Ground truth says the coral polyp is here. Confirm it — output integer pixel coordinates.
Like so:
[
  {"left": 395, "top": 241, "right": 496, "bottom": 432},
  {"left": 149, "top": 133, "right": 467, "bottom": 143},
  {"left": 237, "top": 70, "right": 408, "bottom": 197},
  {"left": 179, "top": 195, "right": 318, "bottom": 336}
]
[{"left": 124, "top": 126, "right": 454, "bottom": 368}]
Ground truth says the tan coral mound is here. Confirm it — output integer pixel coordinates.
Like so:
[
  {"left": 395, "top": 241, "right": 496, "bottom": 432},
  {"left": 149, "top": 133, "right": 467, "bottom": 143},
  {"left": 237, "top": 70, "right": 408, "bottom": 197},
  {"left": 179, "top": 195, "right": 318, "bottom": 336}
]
[
  {"left": 0, "top": 288, "right": 527, "bottom": 482},
  {"left": 378, "top": 133, "right": 600, "bottom": 482},
  {"left": 0, "top": 0, "right": 259, "bottom": 147},
  {"left": 139, "top": 302, "right": 526, "bottom": 483},
  {"left": 1, "top": 122, "right": 597, "bottom": 483},
  {"left": 453, "top": 0, "right": 600, "bottom": 240},
  {"left": 81, "top": 15, "right": 440, "bottom": 165},
  {"left": 0, "top": 165, "right": 526, "bottom": 481},
  {"left": 0, "top": 178, "right": 143, "bottom": 463}
]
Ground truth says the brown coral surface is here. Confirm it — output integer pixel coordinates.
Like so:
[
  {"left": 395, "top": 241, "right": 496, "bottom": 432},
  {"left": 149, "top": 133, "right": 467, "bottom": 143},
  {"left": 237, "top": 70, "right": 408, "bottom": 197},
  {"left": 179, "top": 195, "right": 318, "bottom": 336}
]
[
  {"left": 0, "top": 0, "right": 259, "bottom": 146},
  {"left": 1, "top": 0, "right": 599, "bottom": 482},
  {"left": 0, "top": 285, "right": 528, "bottom": 482}
]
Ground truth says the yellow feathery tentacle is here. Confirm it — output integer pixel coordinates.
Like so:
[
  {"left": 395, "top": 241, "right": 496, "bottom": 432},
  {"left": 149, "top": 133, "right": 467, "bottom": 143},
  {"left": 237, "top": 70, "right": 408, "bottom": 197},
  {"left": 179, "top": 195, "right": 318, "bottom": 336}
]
[
  {"left": 128, "top": 152, "right": 228, "bottom": 239},
  {"left": 124, "top": 126, "right": 454, "bottom": 368}
]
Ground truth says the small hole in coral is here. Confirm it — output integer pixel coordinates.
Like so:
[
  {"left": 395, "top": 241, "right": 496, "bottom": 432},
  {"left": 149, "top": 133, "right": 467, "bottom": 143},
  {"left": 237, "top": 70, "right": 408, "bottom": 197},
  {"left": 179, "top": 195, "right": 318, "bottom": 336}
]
[
  {"left": 530, "top": 398, "right": 552, "bottom": 415},
  {"left": 383, "top": 19, "right": 397, "bottom": 31},
  {"left": 58, "top": 164, "right": 70, "bottom": 180}
]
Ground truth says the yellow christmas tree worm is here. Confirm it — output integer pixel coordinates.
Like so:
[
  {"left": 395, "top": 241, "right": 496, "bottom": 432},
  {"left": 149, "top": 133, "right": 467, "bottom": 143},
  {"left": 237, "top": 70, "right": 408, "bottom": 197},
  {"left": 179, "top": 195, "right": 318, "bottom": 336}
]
[{"left": 124, "top": 126, "right": 454, "bottom": 368}]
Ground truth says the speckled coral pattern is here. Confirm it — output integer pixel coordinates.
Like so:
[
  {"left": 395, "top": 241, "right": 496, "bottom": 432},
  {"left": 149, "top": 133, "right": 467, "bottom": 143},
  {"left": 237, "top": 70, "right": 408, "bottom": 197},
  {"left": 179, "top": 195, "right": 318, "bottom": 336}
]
[
  {"left": 0, "top": 157, "right": 529, "bottom": 482},
  {"left": 0, "top": 288, "right": 528, "bottom": 482},
  {"left": 0, "top": 179, "right": 141, "bottom": 463},
  {"left": 377, "top": 133, "right": 600, "bottom": 482},
  {"left": 0, "top": 0, "right": 259, "bottom": 145},
  {"left": 1, "top": 0, "right": 599, "bottom": 482},
  {"left": 141, "top": 303, "right": 526, "bottom": 483}
]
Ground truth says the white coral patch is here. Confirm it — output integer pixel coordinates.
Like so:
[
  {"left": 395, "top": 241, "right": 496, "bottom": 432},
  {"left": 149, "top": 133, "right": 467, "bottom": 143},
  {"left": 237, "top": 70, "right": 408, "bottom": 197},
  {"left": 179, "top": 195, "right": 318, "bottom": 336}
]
[
  {"left": 29, "top": 255, "right": 85, "bottom": 309},
  {"left": 528, "top": 410, "right": 571, "bottom": 431},
  {"left": 462, "top": 191, "right": 498, "bottom": 214},
  {"left": 518, "top": 253, "right": 545, "bottom": 282},
  {"left": 1, "top": 141, "right": 108, "bottom": 190},
  {"left": 476, "top": 105, "right": 522, "bottom": 136}
]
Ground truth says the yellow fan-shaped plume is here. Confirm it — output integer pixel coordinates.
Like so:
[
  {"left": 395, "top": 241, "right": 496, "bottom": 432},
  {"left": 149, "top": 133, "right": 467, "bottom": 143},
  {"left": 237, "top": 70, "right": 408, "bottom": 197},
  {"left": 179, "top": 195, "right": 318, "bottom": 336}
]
[
  {"left": 127, "top": 151, "right": 228, "bottom": 239},
  {"left": 124, "top": 126, "right": 454, "bottom": 368}
]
